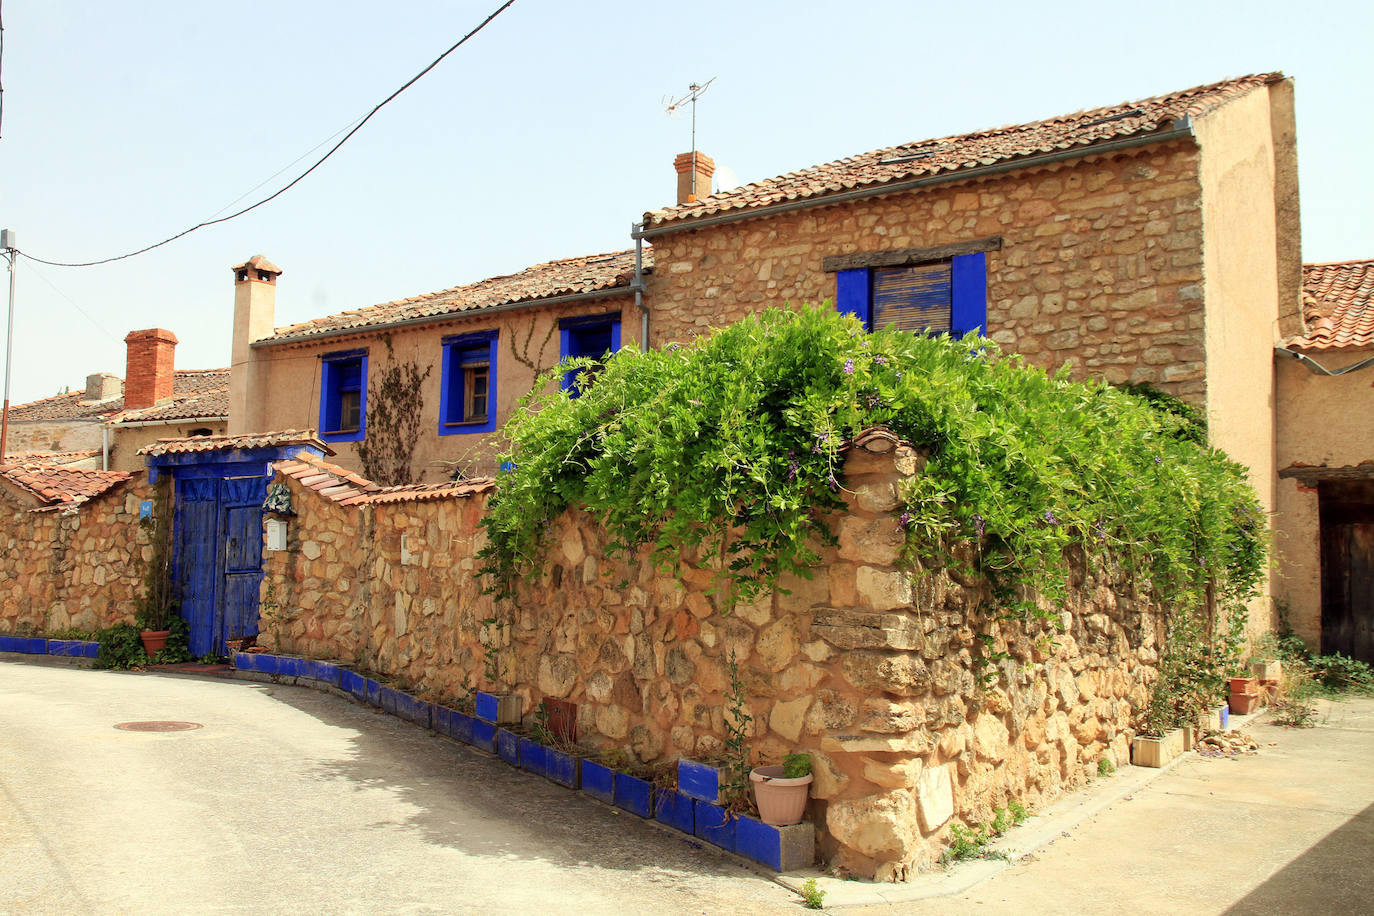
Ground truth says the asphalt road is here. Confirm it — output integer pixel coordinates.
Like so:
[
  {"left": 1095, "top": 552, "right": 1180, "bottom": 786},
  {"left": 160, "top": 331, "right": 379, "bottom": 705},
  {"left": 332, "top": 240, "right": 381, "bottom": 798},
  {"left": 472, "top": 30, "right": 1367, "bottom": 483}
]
[{"left": 0, "top": 659, "right": 797, "bottom": 916}]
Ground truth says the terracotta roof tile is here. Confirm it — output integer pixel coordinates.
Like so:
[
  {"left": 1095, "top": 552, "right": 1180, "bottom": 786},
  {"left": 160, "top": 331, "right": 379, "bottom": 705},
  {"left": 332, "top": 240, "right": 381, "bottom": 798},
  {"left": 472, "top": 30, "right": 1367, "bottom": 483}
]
[
  {"left": 645, "top": 73, "right": 1283, "bottom": 228},
  {"left": 111, "top": 386, "right": 229, "bottom": 424},
  {"left": 2, "top": 448, "right": 101, "bottom": 467},
  {"left": 8, "top": 369, "right": 230, "bottom": 422},
  {"left": 262, "top": 250, "right": 647, "bottom": 346},
  {"left": 0, "top": 462, "right": 132, "bottom": 511},
  {"left": 275, "top": 450, "right": 494, "bottom": 504},
  {"left": 138, "top": 429, "right": 331, "bottom": 457},
  {"left": 1288, "top": 260, "right": 1374, "bottom": 350}
]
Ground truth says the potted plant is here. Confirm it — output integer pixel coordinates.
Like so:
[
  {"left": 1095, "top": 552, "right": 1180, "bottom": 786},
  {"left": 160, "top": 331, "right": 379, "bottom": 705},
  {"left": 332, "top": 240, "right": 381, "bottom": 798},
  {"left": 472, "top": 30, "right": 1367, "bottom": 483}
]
[
  {"left": 136, "top": 481, "right": 179, "bottom": 657},
  {"left": 750, "top": 753, "right": 813, "bottom": 826},
  {"left": 1228, "top": 674, "right": 1261, "bottom": 715},
  {"left": 1131, "top": 682, "right": 1186, "bottom": 768}
]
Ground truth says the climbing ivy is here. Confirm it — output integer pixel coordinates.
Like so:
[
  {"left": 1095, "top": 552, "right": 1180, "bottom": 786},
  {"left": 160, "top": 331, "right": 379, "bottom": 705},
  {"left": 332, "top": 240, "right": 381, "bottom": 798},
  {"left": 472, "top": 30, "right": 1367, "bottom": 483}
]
[
  {"left": 356, "top": 339, "right": 432, "bottom": 486},
  {"left": 477, "top": 306, "right": 1265, "bottom": 638}
]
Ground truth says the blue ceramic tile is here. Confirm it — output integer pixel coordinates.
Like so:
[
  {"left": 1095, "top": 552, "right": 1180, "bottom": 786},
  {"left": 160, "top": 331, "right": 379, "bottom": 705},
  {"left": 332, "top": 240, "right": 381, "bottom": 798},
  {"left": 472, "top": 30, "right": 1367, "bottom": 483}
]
[
  {"left": 0, "top": 636, "right": 47, "bottom": 654},
  {"left": 276, "top": 655, "right": 305, "bottom": 678},
  {"left": 496, "top": 728, "right": 520, "bottom": 766},
  {"left": 614, "top": 773, "right": 655, "bottom": 818},
  {"left": 475, "top": 692, "right": 499, "bottom": 723},
  {"left": 544, "top": 748, "right": 580, "bottom": 789},
  {"left": 394, "top": 693, "right": 433, "bottom": 729},
  {"left": 432, "top": 704, "right": 454, "bottom": 738},
  {"left": 449, "top": 710, "right": 475, "bottom": 744},
  {"left": 470, "top": 718, "right": 496, "bottom": 751},
  {"left": 582, "top": 760, "right": 614, "bottom": 804},
  {"left": 339, "top": 668, "right": 366, "bottom": 700},
  {"left": 693, "top": 800, "right": 736, "bottom": 852},
  {"left": 365, "top": 678, "right": 383, "bottom": 707},
  {"left": 654, "top": 789, "right": 695, "bottom": 835},
  {"left": 305, "top": 659, "right": 340, "bottom": 686},
  {"left": 735, "top": 815, "right": 814, "bottom": 872},
  {"left": 234, "top": 653, "right": 271, "bottom": 673},
  {"left": 519, "top": 737, "right": 548, "bottom": 777},
  {"left": 378, "top": 686, "right": 401, "bottom": 717},
  {"left": 678, "top": 759, "right": 724, "bottom": 803},
  {"left": 47, "top": 639, "right": 98, "bottom": 658}
]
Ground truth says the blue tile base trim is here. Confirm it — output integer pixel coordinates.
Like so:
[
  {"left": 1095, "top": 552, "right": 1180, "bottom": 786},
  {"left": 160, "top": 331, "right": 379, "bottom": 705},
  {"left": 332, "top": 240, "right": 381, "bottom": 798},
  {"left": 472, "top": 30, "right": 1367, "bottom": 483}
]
[
  {"left": 654, "top": 789, "right": 695, "bottom": 835},
  {"left": 470, "top": 718, "right": 497, "bottom": 751},
  {"left": 678, "top": 758, "right": 725, "bottom": 803},
  {"left": 47, "top": 639, "right": 99, "bottom": 658},
  {"left": 735, "top": 816, "right": 815, "bottom": 871},
  {"left": 582, "top": 760, "right": 614, "bottom": 804},
  {"left": 544, "top": 747, "right": 580, "bottom": 789},
  {"left": 496, "top": 728, "right": 520, "bottom": 766},
  {"left": 614, "top": 773, "right": 654, "bottom": 818},
  {"left": 519, "top": 737, "right": 548, "bottom": 777},
  {"left": 0, "top": 636, "right": 49, "bottom": 654},
  {"left": 694, "top": 800, "right": 736, "bottom": 852}
]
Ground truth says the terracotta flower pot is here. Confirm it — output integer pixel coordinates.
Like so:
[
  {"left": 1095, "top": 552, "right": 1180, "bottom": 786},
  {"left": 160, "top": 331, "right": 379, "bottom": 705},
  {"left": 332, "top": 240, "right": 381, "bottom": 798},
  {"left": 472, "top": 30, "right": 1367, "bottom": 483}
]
[
  {"left": 139, "top": 629, "right": 170, "bottom": 656},
  {"left": 750, "top": 765, "right": 813, "bottom": 826}
]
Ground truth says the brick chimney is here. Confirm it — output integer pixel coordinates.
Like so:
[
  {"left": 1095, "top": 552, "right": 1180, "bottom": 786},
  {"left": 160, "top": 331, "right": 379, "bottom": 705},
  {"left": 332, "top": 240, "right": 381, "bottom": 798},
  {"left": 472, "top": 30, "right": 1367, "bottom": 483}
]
[
  {"left": 229, "top": 254, "right": 282, "bottom": 435},
  {"left": 84, "top": 372, "right": 122, "bottom": 401},
  {"left": 674, "top": 151, "right": 715, "bottom": 205},
  {"left": 123, "top": 329, "right": 178, "bottom": 410}
]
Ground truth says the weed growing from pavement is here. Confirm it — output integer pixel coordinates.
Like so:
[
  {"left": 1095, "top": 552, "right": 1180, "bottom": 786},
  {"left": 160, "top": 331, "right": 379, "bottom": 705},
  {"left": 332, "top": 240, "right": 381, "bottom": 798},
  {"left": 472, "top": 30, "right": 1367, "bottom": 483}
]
[
  {"left": 1097, "top": 758, "right": 1116, "bottom": 776},
  {"left": 939, "top": 800, "right": 1030, "bottom": 866},
  {"left": 800, "top": 877, "right": 825, "bottom": 909}
]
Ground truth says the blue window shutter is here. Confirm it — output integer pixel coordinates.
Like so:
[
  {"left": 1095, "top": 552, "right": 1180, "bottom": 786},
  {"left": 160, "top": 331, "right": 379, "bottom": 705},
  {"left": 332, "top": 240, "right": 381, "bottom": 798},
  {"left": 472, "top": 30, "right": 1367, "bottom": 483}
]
[
  {"left": 950, "top": 252, "right": 987, "bottom": 336},
  {"left": 836, "top": 269, "right": 871, "bottom": 330},
  {"left": 439, "top": 332, "right": 498, "bottom": 435},
  {"left": 319, "top": 351, "right": 367, "bottom": 443}
]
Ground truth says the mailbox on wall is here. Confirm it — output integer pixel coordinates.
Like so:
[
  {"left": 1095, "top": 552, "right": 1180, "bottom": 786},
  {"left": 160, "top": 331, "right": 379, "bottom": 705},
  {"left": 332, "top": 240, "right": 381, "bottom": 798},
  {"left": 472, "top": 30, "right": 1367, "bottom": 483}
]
[{"left": 265, "top": 518, "right": 287, "bottom": 552}]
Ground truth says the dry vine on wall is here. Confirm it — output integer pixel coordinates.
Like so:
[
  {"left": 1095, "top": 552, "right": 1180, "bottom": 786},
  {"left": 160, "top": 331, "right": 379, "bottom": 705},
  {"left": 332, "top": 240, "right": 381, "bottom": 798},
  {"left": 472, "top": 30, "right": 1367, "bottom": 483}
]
[{"left": 356, "top": 340, "right": 432, "bottom": 486}]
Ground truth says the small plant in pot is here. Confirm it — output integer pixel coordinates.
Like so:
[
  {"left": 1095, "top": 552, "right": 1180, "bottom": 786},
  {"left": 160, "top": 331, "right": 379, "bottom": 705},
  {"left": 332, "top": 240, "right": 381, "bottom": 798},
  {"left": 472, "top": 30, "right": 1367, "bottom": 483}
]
[
  {"left": 135, "top": 479, "right": 180, "bottom": 657},
  {"left": 750, "top": 752, "right": 813, "bottom": 826}
]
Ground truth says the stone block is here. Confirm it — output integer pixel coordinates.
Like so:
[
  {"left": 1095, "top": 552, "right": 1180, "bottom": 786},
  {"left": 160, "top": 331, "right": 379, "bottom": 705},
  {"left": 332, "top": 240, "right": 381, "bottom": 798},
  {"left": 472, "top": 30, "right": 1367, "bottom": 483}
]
[
  {"left": 735, "top": 816, "right": 815, "bottom": 872},
  {"left": 820, "top": 732, "right": 932, "bottom": 754},
  {"left": 826, "top": 788, "right": 919, "bottom": 862},
  {"left": 855, "top": 567, "right": 913, "bottom": 611},
  {"left": 812, "top": 609, "right": 921, "bottom": 650},
  {"left": 769, "top": 695, "right": 812, "bottom": 743},
  {"left": 916, "top": 763, "right": 954, "bottom": 833},
  {"left": 842, "top": 651, "right": 931, "bottom": 695}
]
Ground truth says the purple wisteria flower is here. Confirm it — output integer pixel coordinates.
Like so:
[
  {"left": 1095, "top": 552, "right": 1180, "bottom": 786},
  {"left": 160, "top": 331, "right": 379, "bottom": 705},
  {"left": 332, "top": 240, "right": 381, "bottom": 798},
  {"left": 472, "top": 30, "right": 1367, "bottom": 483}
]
[
  {"left": 972, "top": 513, "right": 986, "bottom": 538},
  {"left": 1094, "top": 520, "right": 1107, "bottom": 543},
  {"left": 1043, "top": 510, "right": 1058, "bottom": 525},
  {"left": 1154, "top": 456, "right": 1163, "bottom": 465},
  {"left": 873, "top": 355, "right": 887, "bottom": 365},
  {"left": 812, "top": 433, "right": 829, "bottom": 455},
  {"left": 787, "top": 459, "right": 800, "bottom": 482},
  {"left": 827, "top": 473, "right": 839, "bottom": 492},
  {"left": 899, "top": 512, "right": 913, "bottom": 531},
  {"left": 843, "top": 358, "right": 855, "bottom": 375}
]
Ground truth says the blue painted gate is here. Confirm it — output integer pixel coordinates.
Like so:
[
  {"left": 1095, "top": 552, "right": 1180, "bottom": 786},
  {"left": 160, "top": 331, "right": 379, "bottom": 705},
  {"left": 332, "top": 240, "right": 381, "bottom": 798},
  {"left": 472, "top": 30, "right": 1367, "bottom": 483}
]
[
  {"left": 173, "top": 475, "right": 268, "bottom": 656},
  {"left": 149, "top": 440, "right": 326, "bottom": 657}
]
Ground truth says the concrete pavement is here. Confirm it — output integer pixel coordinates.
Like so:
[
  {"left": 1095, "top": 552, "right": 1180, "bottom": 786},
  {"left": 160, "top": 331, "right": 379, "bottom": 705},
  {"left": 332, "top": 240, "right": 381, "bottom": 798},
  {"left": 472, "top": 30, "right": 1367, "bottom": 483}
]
[
  {"left": 4, "top": 656, "right": 1372, "bottom": 914},
  {"left": 0, "top": 658, "right": 797, "bottom": 915}
]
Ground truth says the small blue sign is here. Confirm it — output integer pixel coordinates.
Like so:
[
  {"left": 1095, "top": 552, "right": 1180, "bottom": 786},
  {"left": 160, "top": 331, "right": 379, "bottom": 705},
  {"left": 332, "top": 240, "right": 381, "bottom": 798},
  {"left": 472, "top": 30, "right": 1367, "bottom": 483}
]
[{"left": 139, "top": 500, "right": 153, "bottom": 520}]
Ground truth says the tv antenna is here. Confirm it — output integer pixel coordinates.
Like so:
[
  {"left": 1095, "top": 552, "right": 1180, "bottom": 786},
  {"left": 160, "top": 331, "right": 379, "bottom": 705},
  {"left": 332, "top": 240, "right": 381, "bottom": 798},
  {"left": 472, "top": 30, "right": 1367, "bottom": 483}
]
[{"left": 663, "top": 78, "right": 716, "bottom": 198}]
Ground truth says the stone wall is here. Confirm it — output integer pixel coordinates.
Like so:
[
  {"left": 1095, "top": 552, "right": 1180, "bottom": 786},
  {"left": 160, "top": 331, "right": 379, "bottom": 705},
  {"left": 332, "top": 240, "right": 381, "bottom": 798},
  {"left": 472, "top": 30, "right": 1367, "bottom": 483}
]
[
  {"left": 259, "top": 439, "right": 1163, "bottom": 880},
  {"left": 6, "top": 419, "right": 103, "bottom": 456},
  {"left": 0, "top": 480, "right": 150, "bottom": 635},
  {"left": 646, "top": 142, "right": 1207, "bottom": 404}
]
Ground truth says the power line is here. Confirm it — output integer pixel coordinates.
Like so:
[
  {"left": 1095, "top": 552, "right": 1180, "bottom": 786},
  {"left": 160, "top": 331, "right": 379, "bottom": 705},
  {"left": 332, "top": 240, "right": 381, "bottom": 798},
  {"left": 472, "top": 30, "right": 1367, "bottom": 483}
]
[
  {"left": 19, "top": 1, "right": 515, "bottom": 269},
  {"left": 22, "top": 261, "right": 120, "bottom": 341}
]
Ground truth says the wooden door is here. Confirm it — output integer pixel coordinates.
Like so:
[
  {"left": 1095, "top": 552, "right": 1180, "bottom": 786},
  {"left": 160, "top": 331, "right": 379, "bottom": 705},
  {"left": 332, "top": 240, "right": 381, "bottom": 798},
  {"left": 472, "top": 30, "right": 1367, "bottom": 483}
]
[{"left": 1320, "top": 481, "right": 1374, "bottom": 664}]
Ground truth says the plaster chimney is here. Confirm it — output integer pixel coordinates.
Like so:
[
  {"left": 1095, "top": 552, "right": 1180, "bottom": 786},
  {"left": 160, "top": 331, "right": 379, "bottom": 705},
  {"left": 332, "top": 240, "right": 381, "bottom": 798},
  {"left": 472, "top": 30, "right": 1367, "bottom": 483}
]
[
  {"left": 673, "top": 151, "right": 715, "bottom": 205},
  {"left": 84, "top": 372, "right": 122, "bottom": 402},
  {"left": 123, "top": 329, "right": 178, "bottom": 410},
  {"left": 229, "top": 254, "right": 282, "bottom": 435}
]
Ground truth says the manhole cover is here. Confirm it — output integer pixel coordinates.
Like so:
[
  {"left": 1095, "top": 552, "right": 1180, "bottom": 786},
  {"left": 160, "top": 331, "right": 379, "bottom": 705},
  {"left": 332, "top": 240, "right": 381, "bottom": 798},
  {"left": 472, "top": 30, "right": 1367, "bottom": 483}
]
[{"left": 114, "top": 721, "right": 203, "bottom": 732}]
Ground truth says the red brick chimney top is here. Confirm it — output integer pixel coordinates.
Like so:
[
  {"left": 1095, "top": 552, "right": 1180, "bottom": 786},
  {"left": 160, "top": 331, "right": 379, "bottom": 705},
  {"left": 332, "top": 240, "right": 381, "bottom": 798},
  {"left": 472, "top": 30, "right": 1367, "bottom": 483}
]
[
  {"left": 673, "top": 151, "right": 715, "bottom": 205},
  {"left": 123, "top": 328, "right": 178, "bottom": 410}
]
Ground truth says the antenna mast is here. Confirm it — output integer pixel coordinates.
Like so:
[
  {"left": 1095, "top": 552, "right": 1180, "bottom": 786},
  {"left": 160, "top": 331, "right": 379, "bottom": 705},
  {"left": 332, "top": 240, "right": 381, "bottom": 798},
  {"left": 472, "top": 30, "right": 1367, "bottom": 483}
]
[{"left": 664, "top": 77, "right": 716, "bottom": 199}]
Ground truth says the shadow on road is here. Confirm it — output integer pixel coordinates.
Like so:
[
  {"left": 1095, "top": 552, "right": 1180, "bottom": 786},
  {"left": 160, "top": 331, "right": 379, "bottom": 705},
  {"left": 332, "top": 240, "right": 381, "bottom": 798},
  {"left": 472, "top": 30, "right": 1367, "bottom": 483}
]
[
  {"left": 1225, "top": 800, "right": 1374, "bottom": 915},
  {"left": 259, "top": 680, "right": 770, "bottom": 887}
]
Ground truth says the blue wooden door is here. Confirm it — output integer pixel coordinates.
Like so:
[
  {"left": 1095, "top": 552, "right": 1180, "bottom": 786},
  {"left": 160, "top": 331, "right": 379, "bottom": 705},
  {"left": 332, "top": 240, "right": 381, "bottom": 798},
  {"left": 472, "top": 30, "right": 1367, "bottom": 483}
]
[{"left": 173, "top": 473, "right": 267, "bottom": 656}]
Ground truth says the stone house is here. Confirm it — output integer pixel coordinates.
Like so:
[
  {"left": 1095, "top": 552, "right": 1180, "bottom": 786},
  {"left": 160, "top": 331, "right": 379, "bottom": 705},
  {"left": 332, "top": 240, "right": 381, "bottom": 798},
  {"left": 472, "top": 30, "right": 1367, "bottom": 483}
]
[
  {"left": 224, "top": 72, "right": 1298, "bottom": 623},
  {"left": 1275, "top": 259, "right": 1374, "bottom": 662},
  {"left": 4, "top": 328, "right": 228, "bottom": 472}
]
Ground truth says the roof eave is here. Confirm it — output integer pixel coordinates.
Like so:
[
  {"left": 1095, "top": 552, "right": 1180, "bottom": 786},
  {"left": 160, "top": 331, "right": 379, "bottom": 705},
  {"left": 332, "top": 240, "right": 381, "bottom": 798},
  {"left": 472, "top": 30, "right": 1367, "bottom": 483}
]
[
  {"left": 253, "top": 285, "right": 638, "bottom": 351},
  {"left": 642, "top": 120, "right": 1197, "bottom": 239}
]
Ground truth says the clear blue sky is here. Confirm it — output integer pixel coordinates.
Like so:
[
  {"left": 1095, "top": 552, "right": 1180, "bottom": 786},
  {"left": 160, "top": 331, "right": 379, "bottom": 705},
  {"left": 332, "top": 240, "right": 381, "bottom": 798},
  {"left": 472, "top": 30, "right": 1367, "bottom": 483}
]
[{"left": 3, "top": 0, "right": 1371, "bottom": 404}]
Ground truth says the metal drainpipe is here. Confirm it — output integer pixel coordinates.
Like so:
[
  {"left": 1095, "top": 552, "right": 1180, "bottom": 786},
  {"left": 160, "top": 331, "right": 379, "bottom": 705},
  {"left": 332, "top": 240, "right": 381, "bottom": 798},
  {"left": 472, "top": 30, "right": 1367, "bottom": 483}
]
[
  {"left": 1275, "top": 347, "right": 1374, "bottom": 377},
  {"left": 632, "top": 222, "right": 648, "bottom": 347},
  {"left": 102, "top": 425, "right": 110, "bottom": 471}
]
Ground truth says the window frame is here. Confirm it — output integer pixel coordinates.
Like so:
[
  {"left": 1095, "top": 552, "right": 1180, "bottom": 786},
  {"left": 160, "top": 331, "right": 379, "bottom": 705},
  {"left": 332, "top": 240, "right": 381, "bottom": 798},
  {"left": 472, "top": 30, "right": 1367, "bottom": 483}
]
[
  {"left": 318, "top": 349, "right": 368, "bottom": 443},
  {"left": 829, "top": 239, "right": 995, "bottom": 337},
  {"left": 439, "top": 330, "right": 499, "bottom": 436},
  {"left": 558, "top": 313, "right": 622, "bottom": 396}
]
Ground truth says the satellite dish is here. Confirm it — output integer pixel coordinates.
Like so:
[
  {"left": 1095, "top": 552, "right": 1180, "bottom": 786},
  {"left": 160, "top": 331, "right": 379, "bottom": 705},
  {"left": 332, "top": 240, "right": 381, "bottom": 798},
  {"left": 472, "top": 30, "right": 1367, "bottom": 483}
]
[{"left": 715, "top": 164, "right": 740, "bottom": 193}]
